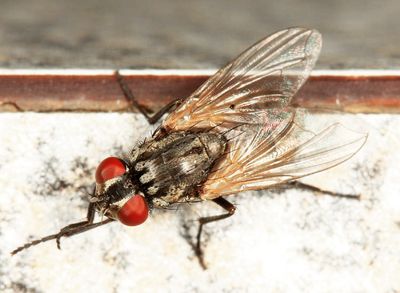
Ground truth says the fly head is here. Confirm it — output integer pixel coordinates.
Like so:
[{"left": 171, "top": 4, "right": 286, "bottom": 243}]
[{"left": 92, "top": 157, "right": 149, "bottom": 226}]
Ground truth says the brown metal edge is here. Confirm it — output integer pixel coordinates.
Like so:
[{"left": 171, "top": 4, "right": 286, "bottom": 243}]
[{"left": 0, "top": 74, "right": 399, "bottom": 113}]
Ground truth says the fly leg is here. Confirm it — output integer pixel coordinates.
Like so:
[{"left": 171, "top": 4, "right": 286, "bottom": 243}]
[
  {"left": 11, "top": 203, "right": 114, "bottom": 255},
  {"left": 287, "top": 180, "right": 361, "bottom": 200},
  {"left": 115, "top": 71, "right": 181, "bottom": 124},
  {"left": 193, "top": 197, "right": 236, "bottom": 269},
  {"left": 55, "top": 202, "right": 96, "bottom": 249}
]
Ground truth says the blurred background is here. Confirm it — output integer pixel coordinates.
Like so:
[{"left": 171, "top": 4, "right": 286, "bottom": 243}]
[{"left": 0, "top": 0, "right": 399, "bottom": 69}]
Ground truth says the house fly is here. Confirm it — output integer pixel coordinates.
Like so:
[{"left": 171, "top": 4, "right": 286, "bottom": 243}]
[{"left": 11, "top": 28, "right": 367, "bottom": 269}]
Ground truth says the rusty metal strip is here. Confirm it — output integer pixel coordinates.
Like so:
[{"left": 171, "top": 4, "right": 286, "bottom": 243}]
[{"left": 0, "top": 70, "right": 399, "bottom": 113}]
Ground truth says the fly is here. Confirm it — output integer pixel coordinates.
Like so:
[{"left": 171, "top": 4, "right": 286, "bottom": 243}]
[{"left": 11, "top": 28, "right": 367, "bottom": 269}]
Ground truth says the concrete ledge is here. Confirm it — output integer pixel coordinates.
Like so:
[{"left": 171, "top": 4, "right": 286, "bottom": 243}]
[{"left": 1, "top": 112, "right": 399, "bottom": 292}]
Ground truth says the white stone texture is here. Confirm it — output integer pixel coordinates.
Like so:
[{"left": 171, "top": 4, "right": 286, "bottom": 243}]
[{"left": 0, "top": 112, "right": 399, "bottom": 292}]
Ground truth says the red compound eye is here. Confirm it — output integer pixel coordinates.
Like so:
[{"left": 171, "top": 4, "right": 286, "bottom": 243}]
[
  {"left": 95, "top": 157, "right": 126, "bottom": 184},
  {"left": 117, "top": 195, "right": 149, "bottom": 226}
]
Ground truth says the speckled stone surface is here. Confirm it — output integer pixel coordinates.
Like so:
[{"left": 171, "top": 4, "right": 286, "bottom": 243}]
[
  {"left": 0, "top": 0, "right": 399, "bottom": 69},
  {"left": 0, "top": 112, "right": 399, "bottom": 292}
]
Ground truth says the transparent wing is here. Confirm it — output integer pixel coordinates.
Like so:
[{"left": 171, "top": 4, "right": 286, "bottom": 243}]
[
  {"left": 201, "top": 118, "right": 367, "bottom": 199},
  {"left": 161, "top": 27, "right": 322, "bottom": 131},
  {"left": 157, "top": 27, "right": 366, "bottom": 199}
]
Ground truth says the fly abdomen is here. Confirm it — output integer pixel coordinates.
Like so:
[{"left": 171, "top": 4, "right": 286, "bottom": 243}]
[{"left": 131, "top": 131, "right": 226, "bottom": 206}]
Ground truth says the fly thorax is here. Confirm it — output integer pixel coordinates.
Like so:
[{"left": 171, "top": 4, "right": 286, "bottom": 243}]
[{"left": 131, "top": 131, "right": 226, "bottom": 204}]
